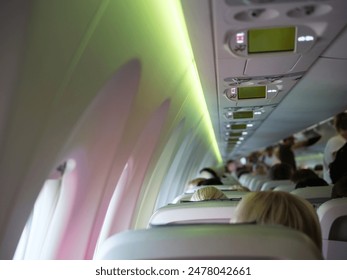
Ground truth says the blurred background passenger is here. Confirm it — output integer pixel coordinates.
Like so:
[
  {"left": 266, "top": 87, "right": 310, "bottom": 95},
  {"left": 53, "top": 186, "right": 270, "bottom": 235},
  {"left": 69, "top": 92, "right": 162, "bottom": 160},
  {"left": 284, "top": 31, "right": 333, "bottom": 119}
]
[
  {"left": 232, "top": 191, "right": 322, "bottom": 251},
  {"left": 278, "top": 133, "right": 321, "bottom": 171},
  {"left": 199, "top": 167, "right": 219, "bottom": 179},
  {"left": 221, "top": 159, "right": 240, "bottom": 185},
  {"left": 268, "top": 163, "right": 293, "bottom": 180},
  {"left": 291, "top": 168, "right": 320, "bottom": 184},
  {"left": 324, "top": 112, "right": 347, "bottom": 183},
  {"left": 261, "top": 146, "right": 277, "bottom": 168},
  {"left": 190, "top": 186, "right": 228, "bottom": 201},
  {"left": 291, "top": 168, "right": 328, "bottom": 189},
  {"left": 186, "top": 177, "right": 206, "bottom": 191},
  {"left": 329, "top": 141, "right": 347, "bottom": 198},
  {"left": 197, "top": 177, "right": 223, "bottom": 186},
  {"left": 252, "top": 163, "right": 268, "bottom": 176},
  {"left": 313, "top": 164, "right": 324, "bottom": 178}
]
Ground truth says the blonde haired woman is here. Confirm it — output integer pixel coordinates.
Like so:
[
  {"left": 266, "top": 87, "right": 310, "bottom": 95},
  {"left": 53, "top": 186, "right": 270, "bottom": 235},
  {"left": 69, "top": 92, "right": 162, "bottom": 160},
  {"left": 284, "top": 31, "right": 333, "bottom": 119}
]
[
  {"left": 190, "top": 186, "right": 228, "bottom": 201},
  {"left": 232, "top": 191, "right": 322, "bottom": 251}
]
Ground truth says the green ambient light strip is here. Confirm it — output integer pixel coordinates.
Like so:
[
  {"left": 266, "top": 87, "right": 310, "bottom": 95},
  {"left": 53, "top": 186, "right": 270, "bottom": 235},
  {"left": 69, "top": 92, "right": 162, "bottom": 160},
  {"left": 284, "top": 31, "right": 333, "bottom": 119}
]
[{"left": 173, "top": 0, "right": 222, "bottom": 162}]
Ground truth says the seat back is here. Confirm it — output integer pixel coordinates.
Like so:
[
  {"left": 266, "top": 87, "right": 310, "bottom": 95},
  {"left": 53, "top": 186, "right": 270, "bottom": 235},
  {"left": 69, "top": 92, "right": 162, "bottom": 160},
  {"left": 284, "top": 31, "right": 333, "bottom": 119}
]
[
  {"left": 95, "top": 224, "right": 323, "bottom": 260},
  {"left": 291, "top": 186, "right": 333, "bottom": 207},
  {"left": 248, "top": 176, "right": 267, "bottom": 191},
  {"left": 184, "top": 185, "right": 242, "bottom": 194},
  {"left": 274, "top": 184, "right": 295, "bottom": 192},
  {"left": 317, "top": 198, "right": 347, "bottom": 259},
  {"left": 261, "top": 180, "right": 293, "bottom": 191},
  {"left": 172, "top": 191, "right": 248, "bottom": 204},
  {"left": 148, "top": 200, "right": 238, "bottom": 227}
]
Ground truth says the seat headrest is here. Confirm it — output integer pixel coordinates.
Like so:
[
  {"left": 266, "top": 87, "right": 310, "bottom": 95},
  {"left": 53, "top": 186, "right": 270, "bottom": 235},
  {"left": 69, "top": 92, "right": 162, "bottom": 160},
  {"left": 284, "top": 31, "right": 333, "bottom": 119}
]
[
  {"left": 95, "top": 224, "right": 322, "bottom": 260},
  {"left": 148, "top": 200, "right": 238, "bottom": 227}
]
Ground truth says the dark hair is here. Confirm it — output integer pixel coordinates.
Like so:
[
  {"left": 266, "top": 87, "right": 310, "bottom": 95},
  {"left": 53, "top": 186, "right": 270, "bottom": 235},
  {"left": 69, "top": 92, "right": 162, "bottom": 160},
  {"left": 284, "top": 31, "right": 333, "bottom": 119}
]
[
  {"left": 332, "top": 175, "right": 347, "bottom": 198},
  {"left": 329, "top": 142, "right": 347, "bottom": 184},
  {"left": 269, "top": 163, "right": 293, "bottom": 180},
  {"left": 199, "top": 168, "right": 219, "bottom": 179},
  {"left": 295, "top": 177, "right": 329, "bottom": 189},
  {"left": 335, "top": 112, "right": 347, "bottom": 131},
  {"left": 291, "top": 169, "right": 318, "bottom": 184},
  {"left": 314, "top": 164, "right": 323, "bottom": 171},
  {"left": 197, "top": 178, "right": 223, "bottom": 186}
]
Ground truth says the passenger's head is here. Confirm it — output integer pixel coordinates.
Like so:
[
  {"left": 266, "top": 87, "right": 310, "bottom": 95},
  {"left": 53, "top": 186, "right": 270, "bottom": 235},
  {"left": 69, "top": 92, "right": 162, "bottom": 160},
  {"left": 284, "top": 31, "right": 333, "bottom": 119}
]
[
  {"left": 295, "top": 177, "right": 329, "bottom": 189},
  {"left": 265, "top": 146, "right": 274, "bottom": 156},
  {"left": 186, "top": 177, "right": 205, "bottom": 190},
  {"left": 225, "top": 160, "right": 236, "bottom": 173},
  {"left": 253, "top": 163, "right": 267, "bottom": 175},
  {"left": 232, "top": 191, "right": 322, "bottom": 251},
  {"left": 291, "top": 169, "right": 319, "bottom": 184},
  {"left": 190, "top": 186, "right": 228, "bottom": 201},
  {"left": 197, "top": 177, "right": 223, "bottom": 186},
  {"left": 268, "top": 163, "right": 293, "bottom": 180},
  {"left": 283, "top": 136, "right": 295, "bottom": 146},
  {"left": 199, "top": 167, "right": 219, "bottom": 179},
  {"left": 334, "top": 112, "right": 347, "bottom": 140}
]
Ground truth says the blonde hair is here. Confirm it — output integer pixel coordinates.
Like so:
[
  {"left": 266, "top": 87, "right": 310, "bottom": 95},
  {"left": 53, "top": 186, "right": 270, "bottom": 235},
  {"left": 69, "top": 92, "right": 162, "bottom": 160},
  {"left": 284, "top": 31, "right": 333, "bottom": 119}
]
[
  {"left": 233, "top": 191, "right": 322, "bottom": 251},
  {"left": 190, "top": 186, "right": 228, "bottom": 201}
]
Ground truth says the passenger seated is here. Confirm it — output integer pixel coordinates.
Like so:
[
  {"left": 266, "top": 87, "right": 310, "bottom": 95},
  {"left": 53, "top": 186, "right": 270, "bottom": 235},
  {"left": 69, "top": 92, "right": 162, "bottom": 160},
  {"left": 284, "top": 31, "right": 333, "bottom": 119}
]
[
  {"left": 291, "top": 169, "right": 328, "bottom": 189},
  {"left": 186, "top": 177, "right": 205, "bottom": 191},
  {"left": 190, "top": 186, "right": 228, "bottom": 201},
  {"left": 268, "top": 163, "right": 294, "bottom": 180},
  {"left": 232, "top": 191, "right": 322, "bottom": 251},
  {"left": 252, "top": 163, "right": 268, "bottom": 176},
  {"left": 197, "top": 177, "right": 223, "bottom": 186},
  {"left": 199, "top": 167, "right": 220, "bottom": 179}
]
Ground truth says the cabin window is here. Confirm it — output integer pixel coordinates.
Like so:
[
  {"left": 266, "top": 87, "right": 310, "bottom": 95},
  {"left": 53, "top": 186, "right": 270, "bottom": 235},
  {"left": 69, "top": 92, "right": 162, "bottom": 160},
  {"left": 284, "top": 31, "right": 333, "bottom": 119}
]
[
  {"left": 93, "top": 162, "right": 131, "bottom": 256},
  {"left": 13, "top": 179, "right": 62, "bottom": 259},
  {"left": 13, "top": 160, "right": 75, "bottom": 259}
]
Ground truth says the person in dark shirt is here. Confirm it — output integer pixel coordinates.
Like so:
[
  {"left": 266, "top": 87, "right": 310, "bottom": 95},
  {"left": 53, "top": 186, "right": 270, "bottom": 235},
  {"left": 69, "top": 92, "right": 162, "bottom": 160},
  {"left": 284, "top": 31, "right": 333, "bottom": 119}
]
[{"left": 278, "top": 134, "right": 322, "bottom": 171}]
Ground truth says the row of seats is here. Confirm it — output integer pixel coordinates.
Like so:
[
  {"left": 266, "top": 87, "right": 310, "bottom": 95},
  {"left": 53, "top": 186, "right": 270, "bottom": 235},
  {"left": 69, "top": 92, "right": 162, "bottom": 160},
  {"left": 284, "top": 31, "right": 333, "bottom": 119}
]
[
  {"left": 95, "top": 224, "right": 322, "bottom": 260},
  {"left": 94, "top": 175, "right": 346, "bottom": 260}
]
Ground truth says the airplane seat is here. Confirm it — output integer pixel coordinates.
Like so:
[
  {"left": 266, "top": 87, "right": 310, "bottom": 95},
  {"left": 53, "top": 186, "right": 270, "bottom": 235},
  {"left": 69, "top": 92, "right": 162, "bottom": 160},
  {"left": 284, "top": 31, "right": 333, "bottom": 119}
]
[
  {"left": 273, "top": 184, "right": 295, "bottom": 192},
  {"left": 94, "top": 224, "right": 323, "bottom": 260},
  {"left": 317, "top": 198, "right": 347, "bottom": 259},
  {"left": 261, "top": 180, "right": 293, "bottom": 191},
  {"left": 184, "top": 185, "right": 243, "bottom": 195},
  {"left": 239, "top": 173, "right": 251, "bottom": 186},
  {"left": 172, "top": 191, "right": 248, "bottom": 204},
  {"left": 148, "top": 201, "right": 238, "bottom": 227},
  {"left": 249, "top": 176, "right": 267, "bottom": 191},
  {"left": 291, "top": 186, "right": 333, "bottom": 207}
]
